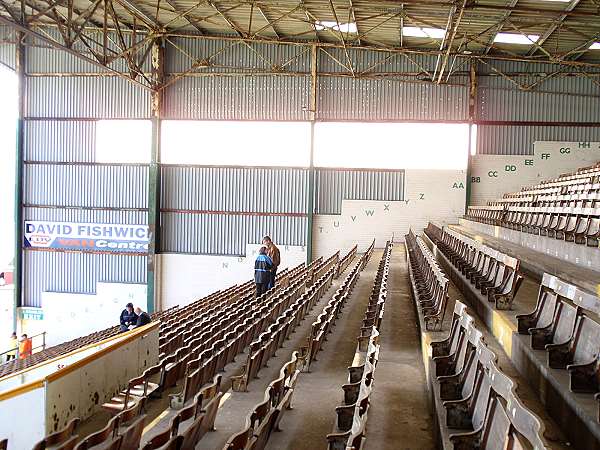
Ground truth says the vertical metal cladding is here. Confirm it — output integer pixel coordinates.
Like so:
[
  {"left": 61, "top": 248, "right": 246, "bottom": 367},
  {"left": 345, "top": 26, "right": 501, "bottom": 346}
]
[
  {"left": 24, "top": 163, "right": 149, "bottom": 208},
  {"left": 317, "top": 76, "right": 469, "bottom": 121},
  {"left": 160, "top": 213, "right": 307, "bottom": 254},
  {"left": 477, "top": 73, "right": 600, "bottom": 122},
  {"left": 25, "top": 76, "right": 151, "bottom": 118},
  {"left": 314, "top": 169, "right": 405, "bottom": 214},
  {"left": 477, "top": 125, "right": 600, "bottom": 155},
  {"left": 24, "top": 206, "right": 147, "bottom": 224},
  {"left": 0, "top": 24, "right": 16, "bottom": 69},
  {"left": 165, "top": 38, "right": 311, "bottom": 74},
  {"left": 23, "top": 250, "right": 147, "bottom": 307},
  {"left": 161, "top": 166, "right": 308, "bottom": 213},
  {"left": 25, "top": 120, "right": 96, "bottom": 162},
  {"left": 163, "top": 74, "right": 311, "bottom": 120},
  {"left": 160, "top": 166, "right": 308, "bottom": 254},
  {"left": 26, "top": 27, "right": 151, "bottom": 74}
]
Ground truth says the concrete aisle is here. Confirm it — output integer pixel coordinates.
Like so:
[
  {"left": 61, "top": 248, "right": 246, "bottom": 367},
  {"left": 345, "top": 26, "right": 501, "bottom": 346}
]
[
  {"left": 362, "top": 245, "right": 435, "bottom": 450},
  {"left": 266, "top": 251, "right": 382, "bottom": 450}
]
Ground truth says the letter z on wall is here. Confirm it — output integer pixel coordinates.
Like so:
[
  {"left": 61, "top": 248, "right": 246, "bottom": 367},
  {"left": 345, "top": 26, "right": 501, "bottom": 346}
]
[{"left": 24, "top": 221, "right": 149, "bottom": 254}]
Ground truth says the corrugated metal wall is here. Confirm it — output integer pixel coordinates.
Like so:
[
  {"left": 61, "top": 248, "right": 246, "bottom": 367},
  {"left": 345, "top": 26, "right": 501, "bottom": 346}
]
[
  {"left": 160, "top": 166, "right": 308, "bottom": 254},
  {"left": 314, "top": 169, "right": 405, "bottom": 214},
  {"left": 477, "top": 125, "right": 600, "bottom": 155},
  {"left": 317, "top": 49, "right": 469, "bottom": 121},
  {"left": 19, "top": 30, "right": 151, "bottom": 306},
  {"left": 164, "top": 39, "right": 311, "bottom": 120},
  {"left": 475, "top": 60, "right": 600, "bottom": 155},
  {"left": 161, "top": 213, "right": 307, "bottom": 255}
]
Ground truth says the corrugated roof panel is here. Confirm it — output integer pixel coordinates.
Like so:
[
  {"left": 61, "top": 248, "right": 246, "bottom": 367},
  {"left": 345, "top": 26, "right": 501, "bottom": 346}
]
[{"left": 477, "top": 75, "right": 600, "bottom": 122}]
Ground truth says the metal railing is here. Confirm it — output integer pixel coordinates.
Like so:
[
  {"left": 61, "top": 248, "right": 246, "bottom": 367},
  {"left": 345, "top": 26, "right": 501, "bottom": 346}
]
[{"left": 0, "top": 332, "right": 46, "bottom": 364}]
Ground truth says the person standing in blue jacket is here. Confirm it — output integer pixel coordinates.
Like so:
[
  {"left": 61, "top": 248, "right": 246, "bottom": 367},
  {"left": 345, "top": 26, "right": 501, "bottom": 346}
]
[{"left": 254, "top": 246, "right": 273, "bottom": 298}]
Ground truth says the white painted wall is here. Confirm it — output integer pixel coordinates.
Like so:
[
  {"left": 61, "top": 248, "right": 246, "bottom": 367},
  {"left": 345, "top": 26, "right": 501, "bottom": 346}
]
[
  {"left": 312, "top": 169, "right": 467, "bottom": 258},
  {"left": 45, "top": 325, "right": 158, "bottom": 433},
  {"left": 158, "top": 243, "right": 307, "bottom": 309},
  {"left": 40, "top": 283, "right": 147, "bottom": 347},
  {"left": 0, "top": 287, "right": 14, "bottom": 343},
  {"left": 470, "top": 141, "right": 600, "bottom": 205},
  {"left": 0, "top": 386, "right": 46, "bottom": 449},
  {"left": 0, "top": 325, "right": 158, "bottom": 447}
]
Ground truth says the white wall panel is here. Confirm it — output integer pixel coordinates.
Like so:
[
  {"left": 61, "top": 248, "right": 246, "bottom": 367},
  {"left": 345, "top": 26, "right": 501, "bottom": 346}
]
[
  {"left": 470, "top": 141, "right": 600, "bottom": 205},
  {"left": 312, "top": 169, "right": 466, "bottom": 258},
  {"left": 158, "top": 243, "right": 306, "bottom": 309},
  {"left": 0, "top": 386, "right": 45, "bottom": 449}
]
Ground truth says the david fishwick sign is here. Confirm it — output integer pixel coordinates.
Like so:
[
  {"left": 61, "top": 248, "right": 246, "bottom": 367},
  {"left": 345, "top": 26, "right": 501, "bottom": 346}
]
[{"left": 24, "top": 221, "right": 149, "bottom": 253}]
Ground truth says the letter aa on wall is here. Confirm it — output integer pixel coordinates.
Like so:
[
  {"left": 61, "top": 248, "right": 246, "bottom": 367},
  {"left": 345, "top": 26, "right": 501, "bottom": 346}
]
[{"left": 312, "top": 169, "right": 466, "bottom": 259}]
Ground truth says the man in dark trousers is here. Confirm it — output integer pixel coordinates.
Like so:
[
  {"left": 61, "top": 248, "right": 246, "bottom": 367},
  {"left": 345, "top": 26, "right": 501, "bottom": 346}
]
[
  {"left": 262, "top": 236, "right": 280, "bottom": 290},
  {"left": 119, "top": 302, "right": 138, "bottom": 332},
  {"left": 254, "top": 246, "right": 273, "bottom": 298},
  {"left": 134, "top": 307, "right": 151, "bottom": 328}
]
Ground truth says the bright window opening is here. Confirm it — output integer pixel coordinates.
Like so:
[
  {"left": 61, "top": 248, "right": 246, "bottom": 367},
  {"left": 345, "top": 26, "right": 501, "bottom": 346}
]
[
  {"left": 470, "top": 125, "right": 478, "bottom": 156},
  {"left": 314, "top": 123, "right": 469, "bottom": 170},
  {"left": 589, "top": 42, "right": 600, "bottom": 50},
  {"left": 493, "top": 33, "right": 540, "bottom": 45},
  {"left": 315, "top": 21, "right": 358, "bottom": 33},
  {"left": 161, "top": 121, "right": 310, "bottom": 166},
  {"left": 402, "top": 26, "right": 446, "bottom": 39},
  {"left": 96, "top": 120, "right": 152, "bottom": 163}
]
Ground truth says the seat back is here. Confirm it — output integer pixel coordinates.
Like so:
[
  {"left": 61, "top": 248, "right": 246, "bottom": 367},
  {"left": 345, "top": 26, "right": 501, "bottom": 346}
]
[
  {"left": 553, "top": 301, "right": 579, "bottom": 345},
  {"left": 33, "top": 417, "right": 80, "bottom": 450},
  {"left": 118, "top": 415, "right": 145, "bottom": 450},
  {"left": 74, "top": 416, "right": 118, "bottom": 450}
]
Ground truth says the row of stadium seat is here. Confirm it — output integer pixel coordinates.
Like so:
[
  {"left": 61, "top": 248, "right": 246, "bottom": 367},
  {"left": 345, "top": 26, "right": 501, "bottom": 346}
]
[
  {"left": 21, "top": 256, "right": 336, "bottom": 450},
  {"left": 430, "top": 301, "right": 552, "bottom": 449},
  {"left": 300, "top": 243, "right": 373, "bottom": 373},
  {"left": 467, "top": 162, "right": 600, "bottom": 247},
  {"left": 435, "top": 227, "right": 523, "bottom": 310},
  {"left": 223, "top": 352, "right": 302, "bottom": 450},
  {"left": 517, "top": 273, "right": 600, "bottom": 422},
  {"left": 406, "top": 230, "right": 449, "bottom": 331},
  {"left": 326, "top": 241, "right": 391, "bottom": 450}
]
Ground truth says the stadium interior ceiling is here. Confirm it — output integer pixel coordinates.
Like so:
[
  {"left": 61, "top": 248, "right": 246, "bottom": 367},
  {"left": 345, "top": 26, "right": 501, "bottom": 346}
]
[{"left": 0, "top": 0, "right": 599, "bottom": 91}]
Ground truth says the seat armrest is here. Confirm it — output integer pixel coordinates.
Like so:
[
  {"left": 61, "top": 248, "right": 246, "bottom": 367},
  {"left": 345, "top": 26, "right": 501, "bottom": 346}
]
[{"left": 545, "top": 340, "right": 571, "bottom": 369}]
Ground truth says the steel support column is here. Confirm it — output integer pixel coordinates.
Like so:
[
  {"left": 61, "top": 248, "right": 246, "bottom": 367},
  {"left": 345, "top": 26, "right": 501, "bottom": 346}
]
[
  {"left": 13, "top": 32, "right": 25, "bottom": 331},
  {"left": 147, "top": 38, "right": 163, "bottom": 314},
  {"left": 306, "top": 44, "right": 317, "bottom": 264},
  {"left": 465, "top": 61, "right": 477, "bottom": 211}
]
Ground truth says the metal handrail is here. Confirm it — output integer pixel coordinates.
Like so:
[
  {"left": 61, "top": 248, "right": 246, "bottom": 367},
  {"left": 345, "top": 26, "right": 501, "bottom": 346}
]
[{"left": 0, "top": 331, "right": 46, "bottom": 360}]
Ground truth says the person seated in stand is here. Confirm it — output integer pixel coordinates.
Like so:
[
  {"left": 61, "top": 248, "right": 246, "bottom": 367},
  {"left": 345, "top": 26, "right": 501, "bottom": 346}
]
[
  {"left": 119, "top": 302, "right": 138, "bottom": 332},
  {"left": 133, "top": 307, "right": 151, "bottom": 328},
  {"left": 254, "top": 246, "right": 273, "bottom": 298}
]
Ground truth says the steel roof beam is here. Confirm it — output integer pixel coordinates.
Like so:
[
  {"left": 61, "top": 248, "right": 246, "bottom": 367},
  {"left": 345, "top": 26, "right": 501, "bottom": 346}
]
[
  {"left": 163, "top": 0, "right": 204, "bottom": 33},
  {"left": 527, "top": 0, "right": 581, "bottom": 56}
]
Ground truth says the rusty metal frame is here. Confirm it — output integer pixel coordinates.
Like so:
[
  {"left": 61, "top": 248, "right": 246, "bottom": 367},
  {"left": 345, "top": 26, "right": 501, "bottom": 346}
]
[{"left": 0, "top": 0, "right": 598, "bottom": 93}]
